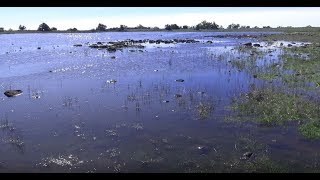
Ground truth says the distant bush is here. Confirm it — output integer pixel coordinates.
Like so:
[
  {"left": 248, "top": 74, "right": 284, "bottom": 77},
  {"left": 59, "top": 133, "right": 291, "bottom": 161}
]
[
  {"left": 51, "top": 27, "right": 57, "bottom": 31},
  {"left": 240, "top": 25, "right": 250, "bottom": 29},
  {"left": 0, "top": 27, "right": 4, "bottom": 32},
  {"left": 165, "top": 24, "right": 180, "bottom": 30},
  {"left": 135, "top": 24, "right": 150, "bottom": 29},
  {"left": 37, "top": 23, "right": 51, "bottom": 31},
  {"left": 227, "top": 23, "right": 240, "bottom": 29},
  {"left": 195, "top": 21, "right": 219, "bottom": 30},
  {"left": 119, "top": 25, "right": 127, "bottom": 31},
  {"left": 263, "top": 26, "right": 271, "bottom": 28},
  {"left": 67, "top": 28, "right": 78, "bottom": 32},
  {"left": 96, "top": 23, "right": 107, "bottom": 31},
  {"left": 182, "top": 25, "right": 189, "bottom": 29},
  {"left": 19, "top": 25, "right": 26, "bottom": 31}
]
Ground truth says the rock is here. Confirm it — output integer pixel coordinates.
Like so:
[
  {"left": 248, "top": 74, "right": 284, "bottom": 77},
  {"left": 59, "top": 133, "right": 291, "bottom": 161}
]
[
  {"left": 197, "top": 146, "right": 211, "bottom": 155},
  {"left": 106, "top": 46, "right": 117, "bottom": 52},
  {"left": 207, "top": 41, "right": 213, "bottom": 43},
  {"left": 74, "top": 44, "right": 82, "bottom": 47},
  {"left": 288, "top": 44, "right": 293, "bottom": 47},
  {"left": 250, "top": 53, "right": 255, "bottom": 56},
  {"left": 154, "top": 70, "right": 158, "bottom": 72},
  {"left": 162, "top": 139, "right": 169, "bottom": 144},
  {"left": 253, "top": 74, "right": 258, "bottom": 78},
  {"left": 107, "top": 80, "right": 117, "bottom": 84},
  {"left": 175, "top": 94, "right": 182, "bottom": 98},
  {"left": 280, "top": 43, "right": 284, "bottom": 46},
  {"left": 138, "top": 50, "right": 144, "bottom": 52},
  {"left": 111, "top": 56, "right": 116, "bottom": 59},
  {"left": 240, "top": 152, "right": 253, "bottom": 160},
  {"left": 253, "top": 43, "right": 261, "bottom": 47},
  {"left": 163, "top": 100, "right": 169, "bottom": 103},
  {"left": 4, "top": 90, "right": 23, "bottom": 97},
  {"left": 129, "top": 50, "right": 136, "bottom": 52},
  {"left": 37, "top": 47, "right": 41, "bottom": 49},
  {"left": 175, "top": 79, "right": 184, "bottom": 82},
  {"left": 244, "top": 42, "right": 252, "bottom": 47}
]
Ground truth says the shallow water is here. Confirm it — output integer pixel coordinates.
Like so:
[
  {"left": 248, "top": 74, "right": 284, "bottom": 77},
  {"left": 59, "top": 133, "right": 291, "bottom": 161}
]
[{"left": 0, "top": 31, "right": 319, "bottom": 172}]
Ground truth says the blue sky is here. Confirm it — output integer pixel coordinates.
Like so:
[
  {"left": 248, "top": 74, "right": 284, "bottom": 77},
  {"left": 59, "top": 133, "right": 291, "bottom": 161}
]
[{"left": 1, "top": 7, "right": 320, "bottom": 30}]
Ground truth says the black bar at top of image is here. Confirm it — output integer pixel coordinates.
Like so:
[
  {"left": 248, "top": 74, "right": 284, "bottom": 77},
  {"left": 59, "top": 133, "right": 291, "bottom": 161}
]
[{"left": 0, "top": 0, "right": 319, "bottom": 7}]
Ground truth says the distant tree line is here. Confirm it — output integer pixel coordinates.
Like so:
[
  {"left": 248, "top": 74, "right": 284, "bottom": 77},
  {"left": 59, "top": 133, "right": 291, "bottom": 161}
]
[{"left": 0, "top": 21, "right": 317, "bottom": 33}]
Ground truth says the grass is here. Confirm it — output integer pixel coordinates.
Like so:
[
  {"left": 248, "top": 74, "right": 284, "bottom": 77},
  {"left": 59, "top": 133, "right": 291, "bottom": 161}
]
[
  {"left": 257, "top": 72, "right": 280, "bottom": 81},
  {"left": 228, "top": 87, "right": 320, "bottom": 139},
  {"left": 197, "top": 102, "right": 214, "bottom": 120},
  {"left": 243, "top": 155, "right": 288, "bottom": 173},
  {"left": 299, "top": 121, "right": 320, "bottom": 140},
  {"left": 260, "top": 30, "right": 320, "bottom": 43}
]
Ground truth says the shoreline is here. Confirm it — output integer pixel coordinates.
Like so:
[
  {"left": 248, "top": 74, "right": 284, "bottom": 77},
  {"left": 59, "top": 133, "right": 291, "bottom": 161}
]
[{"left": 1, "top": 27, "right": 319, "bottom": 35}]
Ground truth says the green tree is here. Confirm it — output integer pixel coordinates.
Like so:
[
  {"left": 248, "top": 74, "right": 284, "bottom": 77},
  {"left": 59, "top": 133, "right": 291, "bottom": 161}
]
[
  {"left": 165, "top": 24, "right": 180, "bottom": 30},
  {"left": 227, "top": 23, "right": 240, "bottom": 29},
  {"left": 51, "top": 27, "right": 57, "bottom": 31},
  {"left": 119, "top": 25, "right": 127, "bottom": 31},
  {"left": 0, "top": 27, "right": 4, "bottom": 32},
  {"left": 19, "top": 25, "right": 26, "bottom": 31},
  {"left": 96, "top": 23, "right": 107, "bottom": 31},
  {"left": 182, "top": 25, "right": 189, "bottom": 29},
  {"left": 67, "top": 28, "right": 78, "bottom": 32},
  {"left": 37, "top": 23, "right": 51, "bottom": 31},
  {"left": 195, "top": 21, "right": 219, "bottom": 30}
]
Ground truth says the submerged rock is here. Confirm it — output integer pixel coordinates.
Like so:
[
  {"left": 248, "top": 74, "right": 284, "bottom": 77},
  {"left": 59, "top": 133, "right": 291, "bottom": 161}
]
[
  {"left": 253, "top": 43, "right": 261, "bottom": 47},
  {"left": 175, "top": 94, "right": 182, "bottom": 98},
  {"left": 74, "top": 44, "right": 82, "bottom": 47},
  {"left": 107, "top": 80, "right": 117, "bottom": 84},
  {"left": 244, "top": 42, "right": 252, "bottom": 47},
  {"left": 175, "top": 79, "right": 185, "bottom": 82},
  {"left": 4, "top": 90, "right": 23, "bottom": 97},
  {"left": 197, "top": 146, "right": 211, "bottom": 155},
  {"left": 240, "top": 152, "right": 253, "bottom": 160}
]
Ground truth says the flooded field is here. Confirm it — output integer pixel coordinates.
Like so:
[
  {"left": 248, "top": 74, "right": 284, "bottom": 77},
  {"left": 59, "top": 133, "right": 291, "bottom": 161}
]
[{"left": 1, "top": 31, "right": 320, "bottom": 172}]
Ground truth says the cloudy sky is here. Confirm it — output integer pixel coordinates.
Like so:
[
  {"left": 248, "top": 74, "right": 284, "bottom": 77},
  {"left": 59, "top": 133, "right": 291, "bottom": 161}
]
[{"left": 1, "top": 7, "right": 319, "bottom": 30}]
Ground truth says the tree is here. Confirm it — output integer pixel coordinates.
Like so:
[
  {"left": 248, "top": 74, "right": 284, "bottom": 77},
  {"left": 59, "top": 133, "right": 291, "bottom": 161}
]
[
  {"left": 19, "top": 25, "right": 26, "bottom": 31},
  {"left": 227, "top": 23, "right": 240, "bottom": 29},
  {"left": 165, "top": 24, "right": 180, "bottom": 30},
  {"left": 136, "top": 24, "right": 149, "bottom": 29},
  {"left": 263, "top": 26, "right": 271, "bottom": 28},
  {"left": 119, "top": 25, "right": 127, "bottom": 31},
  {"left": 37, "top": 23, "right": 51, "bottom": 31},
  {"left": 96, "top": 23, "right": 107, "bottom": 31},
  {"left": 51, "top": 27, "right": 57, "bottom": 31},
  {"left": 152, "top": 27, "right": 160, "bottom": 30},
  {"left": 0, "top": 27, "right": 4, "bottom": 32},
  {"left": 182, "top": 25, "right": 189, "bottom": 29},
  {"left": 67, "top": 28, "right": 78, "bottom": 32},
  {"left": 195, "top": 21, "right": 219, "bottom": 30}
]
